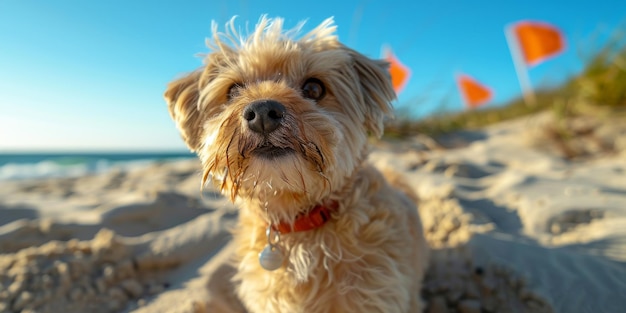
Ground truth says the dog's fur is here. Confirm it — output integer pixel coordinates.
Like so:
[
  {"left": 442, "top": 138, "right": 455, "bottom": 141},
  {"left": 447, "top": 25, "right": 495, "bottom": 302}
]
[{"left": 165, "top": 16, "right": 428, "bottom": 313}]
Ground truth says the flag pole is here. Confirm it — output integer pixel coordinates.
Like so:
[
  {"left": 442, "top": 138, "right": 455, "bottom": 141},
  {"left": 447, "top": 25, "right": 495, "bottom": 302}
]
[
  {"left": 505, "top": 24, "right": 536, "bottom": 106},
  {"left": 454, "top": 72, "right": 466, "bottom": 108}
]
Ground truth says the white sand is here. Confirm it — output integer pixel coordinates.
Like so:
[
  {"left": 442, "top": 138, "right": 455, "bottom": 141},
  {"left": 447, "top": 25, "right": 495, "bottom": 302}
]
[{"left": 1, "top": 112, "right": 625, "bottom": 312}]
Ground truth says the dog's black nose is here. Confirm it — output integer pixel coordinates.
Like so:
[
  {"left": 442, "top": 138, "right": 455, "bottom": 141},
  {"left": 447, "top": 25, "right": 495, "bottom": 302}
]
[{"left": 243, "top": 100, "right": 286, "bottom": 134}]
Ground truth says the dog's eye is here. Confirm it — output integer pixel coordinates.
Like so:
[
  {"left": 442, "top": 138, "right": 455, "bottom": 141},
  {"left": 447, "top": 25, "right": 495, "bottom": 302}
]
[
  {"left": 301, "top": 78, "right": 325, "bottom": 101},
  {"left": 228, "top": 84, "right": 242, "bottom": 100}
]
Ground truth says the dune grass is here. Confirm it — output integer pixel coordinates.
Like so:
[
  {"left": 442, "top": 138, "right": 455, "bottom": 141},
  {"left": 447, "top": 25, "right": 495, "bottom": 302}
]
[{"left": 385, "top": 33, "right": 626, "bottom": 139}]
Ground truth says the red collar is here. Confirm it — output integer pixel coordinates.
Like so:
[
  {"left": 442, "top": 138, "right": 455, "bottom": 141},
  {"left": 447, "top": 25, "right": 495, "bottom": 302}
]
[{"left": 272, "top": 200, "right": 339, "bottom": 234}]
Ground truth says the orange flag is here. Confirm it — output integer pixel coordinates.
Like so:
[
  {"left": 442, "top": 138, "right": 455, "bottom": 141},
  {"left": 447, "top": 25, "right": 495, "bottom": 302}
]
[
  {"left": 384, "top": 47, "right": 411, "bottom": 94},
  {"left": 456, "top": 74, "right": 493, "bottom": 109},
  {"left": 512, "top": 21, "right": 565, "bottom": 67}
]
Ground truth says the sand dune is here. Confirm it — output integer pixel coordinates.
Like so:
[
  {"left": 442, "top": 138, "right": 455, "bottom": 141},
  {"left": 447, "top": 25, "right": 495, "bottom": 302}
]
[{"left": 1, "top": 113, "right": 625, "bottom": 312}]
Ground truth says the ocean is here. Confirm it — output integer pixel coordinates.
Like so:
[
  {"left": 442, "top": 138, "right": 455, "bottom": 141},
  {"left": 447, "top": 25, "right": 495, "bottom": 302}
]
[{"left": 0, "top": 152, "right": 195, "bottom": 181}]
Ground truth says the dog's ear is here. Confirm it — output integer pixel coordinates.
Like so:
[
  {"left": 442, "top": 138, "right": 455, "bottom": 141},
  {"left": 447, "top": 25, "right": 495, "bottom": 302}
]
[
  {"left": 348, "top": 48, "right": 395, "bottom": 137},
  {"left": 164, "top": 70, "right": 204, "bottom": 151}
]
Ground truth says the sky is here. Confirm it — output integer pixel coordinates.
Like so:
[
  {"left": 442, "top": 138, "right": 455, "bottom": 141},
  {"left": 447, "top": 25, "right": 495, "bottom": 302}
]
[{"left": 0, "top": 1, "right": 624, "bottom": 152}]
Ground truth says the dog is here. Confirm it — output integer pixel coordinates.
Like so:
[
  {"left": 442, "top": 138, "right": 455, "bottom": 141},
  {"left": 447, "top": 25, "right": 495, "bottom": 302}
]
[{"left": 165, "top": 16, "right": 429, "bottom": 313}]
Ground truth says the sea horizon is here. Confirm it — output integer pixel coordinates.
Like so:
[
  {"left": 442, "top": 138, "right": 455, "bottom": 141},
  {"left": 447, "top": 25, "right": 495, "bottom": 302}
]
[{"left": 0, "top": 151, "right": 196, "bottom": 181}]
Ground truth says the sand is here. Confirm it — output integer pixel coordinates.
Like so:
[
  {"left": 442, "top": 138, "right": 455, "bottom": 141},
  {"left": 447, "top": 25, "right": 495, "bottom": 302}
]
[{"left": 1, "top": 112, "right": 625, "bottom": 313}]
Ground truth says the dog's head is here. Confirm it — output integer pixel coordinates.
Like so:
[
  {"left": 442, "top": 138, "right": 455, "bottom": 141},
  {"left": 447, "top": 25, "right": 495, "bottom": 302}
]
[{"left": 165, "top": 16, "right": 394, "bottom": 208}]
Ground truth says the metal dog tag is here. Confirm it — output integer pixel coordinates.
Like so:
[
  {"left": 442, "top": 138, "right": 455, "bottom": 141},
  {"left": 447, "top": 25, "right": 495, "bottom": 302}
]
[{"left": 259, "top": 244, "right": 284, "bottom": 271}]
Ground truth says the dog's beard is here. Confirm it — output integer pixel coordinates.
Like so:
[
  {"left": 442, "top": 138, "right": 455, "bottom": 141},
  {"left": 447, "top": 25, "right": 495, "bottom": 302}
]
[{"left": 200, "top": 110, "right": 333, "bottom": 204}]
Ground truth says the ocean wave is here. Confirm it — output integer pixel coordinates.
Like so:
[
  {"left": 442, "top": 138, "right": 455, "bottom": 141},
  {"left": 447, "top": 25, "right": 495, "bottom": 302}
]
[{"left": 0, "top": 155, "right": 193, "bottom": 181}]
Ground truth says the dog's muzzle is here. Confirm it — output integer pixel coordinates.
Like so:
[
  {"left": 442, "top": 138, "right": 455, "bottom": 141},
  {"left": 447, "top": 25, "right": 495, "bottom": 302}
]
[{"left": 243, "top": 100, "right": 286, "bottom": 135}]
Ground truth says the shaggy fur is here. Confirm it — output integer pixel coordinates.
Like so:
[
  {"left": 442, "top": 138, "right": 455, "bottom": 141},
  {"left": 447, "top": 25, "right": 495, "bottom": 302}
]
[{"left": 165, "top": 16, "right": 429, "bottom": 313}]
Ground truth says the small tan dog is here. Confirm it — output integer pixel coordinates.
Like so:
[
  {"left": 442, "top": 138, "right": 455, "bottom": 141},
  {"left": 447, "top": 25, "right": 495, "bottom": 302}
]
[{"left": 165, "top": 16, "right": 428, "bottom": 313}]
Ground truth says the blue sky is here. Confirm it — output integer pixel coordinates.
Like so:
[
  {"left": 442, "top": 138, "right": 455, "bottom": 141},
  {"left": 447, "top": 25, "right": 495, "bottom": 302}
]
[{"left": 0, "top": 1, "right": 624, "bottom": 151}]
